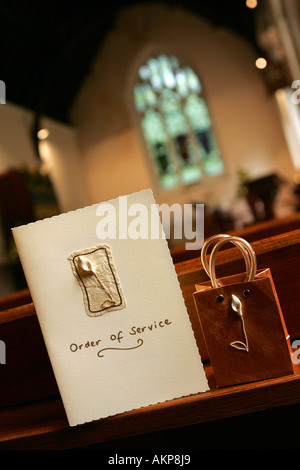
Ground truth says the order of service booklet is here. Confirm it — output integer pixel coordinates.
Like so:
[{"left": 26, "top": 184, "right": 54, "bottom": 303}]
[{"left": 12, "top": 189, "right": 208, "bottom": 426}]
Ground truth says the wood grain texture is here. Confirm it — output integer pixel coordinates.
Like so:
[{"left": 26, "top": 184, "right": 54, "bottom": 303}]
[
  {"left": 0, "top": 229, "right": 299, "bottom": 449},
  {"left": 0, "top": 363, "right": 299, "bottom": 450},
  {"left": 0, "top": 288, "right": 31, "bottom": 311},
  {"left": 171, "top": 212, "right": 300, "bottom": 264}
]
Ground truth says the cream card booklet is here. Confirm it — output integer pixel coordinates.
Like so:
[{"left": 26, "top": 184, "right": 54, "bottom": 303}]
[{"left": 12, "top": 189, "right": 208, "bottom": 426}]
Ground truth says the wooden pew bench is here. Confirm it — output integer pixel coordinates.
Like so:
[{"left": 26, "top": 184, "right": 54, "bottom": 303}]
[
  {"left": 0, "top": 230, "right": 299, "bottom": 449},
  {"left": 171, "top": 211, "right": 300, "bottom": 264}
]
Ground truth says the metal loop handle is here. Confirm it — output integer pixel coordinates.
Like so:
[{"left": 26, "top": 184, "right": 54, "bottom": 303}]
[
  {"left": 201, "top": 235, "right": 234, "bottom": 276},
  {"left": 201, "top": 234, "right": 253, "bottom": 279},
  {"left": 201, "top": 234, "right": 257, "bottom": 289}
]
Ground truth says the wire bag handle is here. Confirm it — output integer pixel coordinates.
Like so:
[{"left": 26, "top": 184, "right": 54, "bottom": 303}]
[
  {"left": 201, "top": 234, "right": 255, "bottom": 283},
  {"left": 201, "top": 234, "right": 249, "bottom": 276},
  {"left": 209, "top": 235, "right": 257, "bottom": 289},
  {"left": 201, "top": 234, "right": 257, "bottom": 289}
]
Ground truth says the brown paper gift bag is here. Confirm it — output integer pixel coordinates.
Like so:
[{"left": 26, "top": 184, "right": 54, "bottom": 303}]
[{"left": 193, "top": 234, "right": 294, "bottom": 388}]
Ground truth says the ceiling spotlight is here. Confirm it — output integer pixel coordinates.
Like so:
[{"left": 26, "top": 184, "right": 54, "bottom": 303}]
[
  {"left": 246, "top": 0, "right": 257, "bottom": 8},
  {"left": 255, "top": 57, "right": 267, "bottom": 69},
  {"left": 37, "top": 128, "right": 50, "bottom": 140}
]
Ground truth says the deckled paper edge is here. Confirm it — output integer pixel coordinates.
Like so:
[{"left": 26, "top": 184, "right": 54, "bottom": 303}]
[
  {"left": 12, "top": 189, "right": 154, "bottom": 231},
  {"left": 12, "top": 188, "right": 210, "bottom": 426},
  {"left": 68, "top": 388, "right": 210, "bottom": 427}
]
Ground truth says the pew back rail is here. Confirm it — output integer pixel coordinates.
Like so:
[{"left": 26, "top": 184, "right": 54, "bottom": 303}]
[{"left": 0, "top": 229, "right": 299, "bottom": 449}]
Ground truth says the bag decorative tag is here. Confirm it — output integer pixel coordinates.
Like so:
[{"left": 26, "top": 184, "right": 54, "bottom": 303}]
[{"left": 193, "top": 234, "right": 294, "bottom": 387}]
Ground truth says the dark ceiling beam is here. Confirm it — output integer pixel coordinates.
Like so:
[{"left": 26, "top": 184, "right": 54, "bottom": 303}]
[{"left": 0, "top": 0, "right": 259, "bottom": 126}]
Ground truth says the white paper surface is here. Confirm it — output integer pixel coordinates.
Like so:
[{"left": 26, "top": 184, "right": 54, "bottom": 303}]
[{"left": 12, "top": 189, "right": 208, "bottom": 426}]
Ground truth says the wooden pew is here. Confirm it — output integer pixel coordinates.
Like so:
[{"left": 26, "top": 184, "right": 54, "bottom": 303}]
[
  {"left": 171, "top": 211, "right": 300, "bottom": 264},
  {"left": 0, "top": 230, "right": 299, "bottom": 449},
  {"left": 0, "top": 288, "right": 32, "bottom": 311}
]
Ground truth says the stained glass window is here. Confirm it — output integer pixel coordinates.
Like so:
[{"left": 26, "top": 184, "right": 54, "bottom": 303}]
[{"left": 134, "top": 54, "right": 224, "bottom": 189}]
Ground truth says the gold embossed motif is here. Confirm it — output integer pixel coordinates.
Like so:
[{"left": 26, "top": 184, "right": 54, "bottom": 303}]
[{"left": 68, "top": 244, "right": 126, "bottom": 317}]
